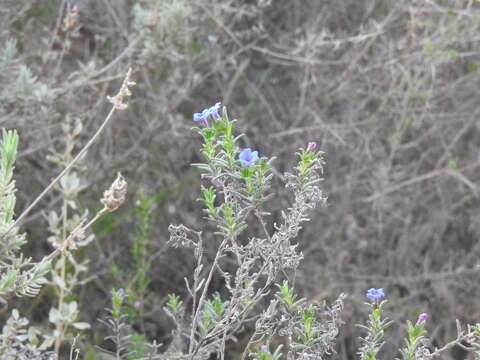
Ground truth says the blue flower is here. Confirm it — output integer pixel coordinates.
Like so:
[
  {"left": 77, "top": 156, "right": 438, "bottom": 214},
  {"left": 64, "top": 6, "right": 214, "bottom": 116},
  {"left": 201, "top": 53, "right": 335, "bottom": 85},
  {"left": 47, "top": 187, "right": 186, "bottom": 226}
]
[
  {"left": 193, "top": 111, "right": 206, "bottom": 122},
  {"left": 366, "top": 288, "right": 385, "bottom": 300},
  {"left": 193, "top": 109, "right": 210, "bottom": 126},
  {"left": 208, "top": 102, "right": 221, "bottom": 118},
  {"left": 193, "top": 102, "right": 222, "bottom": 126},
  {"left": 239, "top": 148, "right": 259, "bottom": 166}
]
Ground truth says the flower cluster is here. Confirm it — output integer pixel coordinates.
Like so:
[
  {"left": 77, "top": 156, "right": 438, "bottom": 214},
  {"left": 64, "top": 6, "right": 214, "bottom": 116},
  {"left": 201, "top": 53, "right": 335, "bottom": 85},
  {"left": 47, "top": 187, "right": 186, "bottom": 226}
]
[
  {"left": 193, "top": 102, "right": 222, "bottom": 126},
  {"left": 193, "top": 102, "right": 264, "bottom": 167},
  {"left": 193, "top": 102, "right": 320, "bottom": 169}
]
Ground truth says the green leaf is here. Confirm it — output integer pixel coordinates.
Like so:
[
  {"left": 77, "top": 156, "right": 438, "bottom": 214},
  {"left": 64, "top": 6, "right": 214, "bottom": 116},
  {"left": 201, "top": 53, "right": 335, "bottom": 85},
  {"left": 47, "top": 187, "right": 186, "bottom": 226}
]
[
  {"left": 167, "top": 293, "right": 181, "bottom": 313},
  {"left": 0, "top": 268, "right": 18, "bottom": 291},
  {"left": 189, "top": 39, "right": 202, "bottom": 53},
  {"left": 449, "top": 160, "right": 457, "bottom": 169}
]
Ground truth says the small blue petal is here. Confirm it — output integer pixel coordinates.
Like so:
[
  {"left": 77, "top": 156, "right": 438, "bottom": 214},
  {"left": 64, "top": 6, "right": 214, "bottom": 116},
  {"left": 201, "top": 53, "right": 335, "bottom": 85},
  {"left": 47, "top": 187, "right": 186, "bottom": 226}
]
[
  {"left": 193, "top": 112, "right": 204, "bottom": 122},
  {"left": 209, "top": 102, "right": 221, "bottom": 118},
  {"left": 239, "top": 148, "right": 259, "bottom": 166},
  {"left": 193, "top": 102, "right": 222, "bottom": 124},
  {"left": 366, "top": 288, "right": 385, "bottom": 300}
]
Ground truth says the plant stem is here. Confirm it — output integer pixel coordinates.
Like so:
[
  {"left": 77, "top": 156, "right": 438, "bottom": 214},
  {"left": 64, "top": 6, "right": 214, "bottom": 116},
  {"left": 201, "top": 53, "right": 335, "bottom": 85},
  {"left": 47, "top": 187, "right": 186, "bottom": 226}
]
[
  {"left": 189, "top": 236, "right": 230, "bottom": 359},
  {"left": 54, "top": 170, "right": 70, "bottom": 357}
]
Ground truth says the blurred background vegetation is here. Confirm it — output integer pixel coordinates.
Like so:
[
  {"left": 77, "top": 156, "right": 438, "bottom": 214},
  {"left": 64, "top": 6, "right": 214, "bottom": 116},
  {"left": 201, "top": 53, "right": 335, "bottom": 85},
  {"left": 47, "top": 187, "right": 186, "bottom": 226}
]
[{"left": 2, "top": 0, "right": 480, "bottom": 358}]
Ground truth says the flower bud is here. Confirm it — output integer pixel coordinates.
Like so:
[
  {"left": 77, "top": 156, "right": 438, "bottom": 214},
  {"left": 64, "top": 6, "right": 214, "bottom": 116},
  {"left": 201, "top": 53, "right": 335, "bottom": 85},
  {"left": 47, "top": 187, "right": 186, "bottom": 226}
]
[
  {"left": 416, "top": 313, "right": 428, "bottom": 326},
  {"left": 307, "top": 142, "right": 317, "bottom": 151}
]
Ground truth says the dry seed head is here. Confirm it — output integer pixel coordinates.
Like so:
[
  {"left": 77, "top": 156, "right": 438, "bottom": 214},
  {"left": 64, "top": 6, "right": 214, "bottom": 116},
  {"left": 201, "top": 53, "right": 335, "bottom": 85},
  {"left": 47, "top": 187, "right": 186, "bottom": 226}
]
[
  {"left": 61, "top": 5, "right": 79, "bottom": 33},
  {"left": 101, "top": 173, "right": 128, "bottom": 211},
  {"left": 107, "top": 68, "right": 136, "bottom": 110}
]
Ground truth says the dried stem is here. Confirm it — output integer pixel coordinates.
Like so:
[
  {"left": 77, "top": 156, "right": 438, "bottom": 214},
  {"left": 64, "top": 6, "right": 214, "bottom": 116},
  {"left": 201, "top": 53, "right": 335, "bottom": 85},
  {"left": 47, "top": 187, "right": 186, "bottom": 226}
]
[{"left": 1, "top": 68, "right": 133, "bottom": 240}]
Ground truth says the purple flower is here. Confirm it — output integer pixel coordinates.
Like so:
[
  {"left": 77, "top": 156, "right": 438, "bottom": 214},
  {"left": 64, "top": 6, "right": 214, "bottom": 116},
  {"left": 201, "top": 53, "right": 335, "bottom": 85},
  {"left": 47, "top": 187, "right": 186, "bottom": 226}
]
[
  {"left": 416, "top": 313, "right": 428, "bottom": 326},
  {"left": 239, "top": 148, "right": 259, "bottom": 166},
  {"left": 307, "top": 142, "right": 317, "bottom": 151},
  {"left": 366, "top": 288, "right": 385, "bottom": 300}
]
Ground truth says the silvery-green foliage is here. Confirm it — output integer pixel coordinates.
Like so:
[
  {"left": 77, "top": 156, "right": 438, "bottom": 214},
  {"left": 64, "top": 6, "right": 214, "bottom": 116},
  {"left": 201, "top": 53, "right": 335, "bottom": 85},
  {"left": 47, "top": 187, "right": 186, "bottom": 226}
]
[
  {"left": 274, "top": 281, "right": 346, "bottom": 360},
  {"left": 0, "top": 128, "right": 78, "bottom": 359},
  {"left": 244, "top": 280, "right": 345, "bottom": 360},
  {"left": 0, "top": 129, "right": 23, "bottom": 254},
  {"left": 0, "top": 309, "right": 55, "bottom": 360},
  {"left": 250, "top": 344, "right": 283, "bottom": 360},
  {"left": 41, "top": 115, "right": 94, "bottom": 357},
  {"left": 162, "top": 293, "right": 186, "bottom": 356},
  {"left": 99, "top": 288, "right": 166, "bottom": 360},
  {"left": 357, "top": 300, "right": 393, "bottom": 360},
  {"left": 0, "top": 39, "right": 56, "bottom": 111},
  {"left": 398, "top": 314, "right": 431, "bottom": 360},
  {"left": 0, "top": 130, "right": 51, "bottom": 303},
  {"left": 132, "top": 0, "right": 194, "bottom": 68},
  {"left": 0, "top": 67, "right": 131, "bottom": 358},
  {"left": 0, "top": 38, "right": 17, "bottom": 73},
  {"left": 99, "top": 290, "right": 137, "bottom": 359}
]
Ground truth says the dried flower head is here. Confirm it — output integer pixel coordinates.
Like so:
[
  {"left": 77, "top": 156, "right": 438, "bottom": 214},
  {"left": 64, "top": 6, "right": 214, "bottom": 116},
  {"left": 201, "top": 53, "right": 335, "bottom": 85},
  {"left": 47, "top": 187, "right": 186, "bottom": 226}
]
[
  {"left": 101, "top": 173, "right": 128, "bottom": 211},
  {"left": 61, "top": 5, "right": 79, "bottom": 33},
  {"left": 107, "top": 68, "right": 136, "bottom": 110}
]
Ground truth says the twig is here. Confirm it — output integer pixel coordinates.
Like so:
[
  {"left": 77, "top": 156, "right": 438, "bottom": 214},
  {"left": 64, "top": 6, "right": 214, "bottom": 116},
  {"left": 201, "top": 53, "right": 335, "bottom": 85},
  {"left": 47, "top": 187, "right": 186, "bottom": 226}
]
[
  {"left": 1, "top": 69, "right": 132, "bottom": 241},
  {"left": 429, "top": 320, "right": 475, "bottom": 358},
  {"left": 361, "top": 166, "right": 478, "bottom": 203}
]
